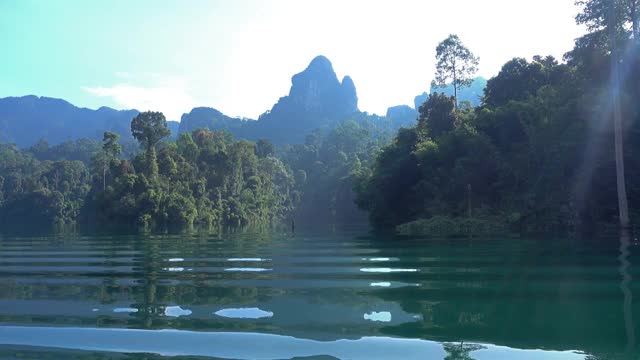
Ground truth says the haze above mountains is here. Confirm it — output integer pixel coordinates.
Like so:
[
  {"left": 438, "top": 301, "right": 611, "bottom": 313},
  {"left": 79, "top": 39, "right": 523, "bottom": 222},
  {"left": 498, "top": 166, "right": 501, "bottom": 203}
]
[{"left": 0, "top": 56, "right": 486, "bottom": 147}]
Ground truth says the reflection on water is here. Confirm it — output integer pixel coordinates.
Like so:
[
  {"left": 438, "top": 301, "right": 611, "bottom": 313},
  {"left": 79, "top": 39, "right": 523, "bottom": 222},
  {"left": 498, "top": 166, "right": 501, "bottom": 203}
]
[
  {"left": 224, "top": 267, "right": 272, "bottom": 272},
  {"left": 364, "top": 311, "right": 392, "bottom": 322},
  {"left": 360, "top": 267, "right": 419, "bottom": 273},
  {"left": 164, "top": 305, "right": 192, "bottom": 317},
  {"left": 364, "top": 257, "right": 396, "bottom": 262},
  {"left": 163, "top": 266, "right": 184, "bottom": 272},
  {"left": 113, "top": 307, "right": 138, "bottom": 313},
  {"left": 0, "top": 326, "right": 589, "bottom": 360},
  {"left": 0, "top": 231, "right": 637, "bottom": 359},
  {"left": 214, "top": 307, "right": 274, "bottom": 319},
  {"left": 228, "top": 258, "right": 269, "bottom": 262},
  {"left": 618, "top": 229, "right": 636, "bottom": 357},
  {"left": 442, "top": 342, "right": 486, "bottom": 360}
]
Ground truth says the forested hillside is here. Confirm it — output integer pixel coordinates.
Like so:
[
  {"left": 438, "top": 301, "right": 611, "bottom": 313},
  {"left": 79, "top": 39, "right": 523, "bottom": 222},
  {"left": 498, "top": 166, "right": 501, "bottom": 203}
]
[
  {"left": 356, "top": 23, "right": 640, "bottom": 233},
  {"left": 1, "top": 0, "right": 637, "bottom": 234}
]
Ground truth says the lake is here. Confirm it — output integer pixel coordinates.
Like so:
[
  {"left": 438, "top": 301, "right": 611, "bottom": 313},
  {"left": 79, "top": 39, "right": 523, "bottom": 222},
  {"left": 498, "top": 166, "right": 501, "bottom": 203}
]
[{"left": 0, "top": 231, "right": 638, "bottom": 359}]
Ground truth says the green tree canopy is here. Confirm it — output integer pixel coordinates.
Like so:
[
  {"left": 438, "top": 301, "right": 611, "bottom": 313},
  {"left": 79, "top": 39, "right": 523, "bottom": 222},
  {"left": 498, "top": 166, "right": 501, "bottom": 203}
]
[
  {"left": 102, "top": 132, "right": 121, "bottom": 159},
  {"left": 417, "top": 93, "right": 457, "bottom": 138},
  {"left": 131, "top": 111, "right": 171, "bottom": 152},
  {"left": 255, "top": 138, "right": 275, "bottom": 158},
  {"left": 576, "top": 0, "right": 638, "bottom": 41}
]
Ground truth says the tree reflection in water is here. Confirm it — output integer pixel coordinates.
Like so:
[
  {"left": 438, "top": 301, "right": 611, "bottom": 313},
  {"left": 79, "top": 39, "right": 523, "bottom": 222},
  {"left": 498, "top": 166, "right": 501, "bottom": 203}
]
[
  {"left": 618, "top": 229, "right": 636, "bottom": 357},
  {"left": 443, "top": 342, "right": 485, "bottom": 360}
]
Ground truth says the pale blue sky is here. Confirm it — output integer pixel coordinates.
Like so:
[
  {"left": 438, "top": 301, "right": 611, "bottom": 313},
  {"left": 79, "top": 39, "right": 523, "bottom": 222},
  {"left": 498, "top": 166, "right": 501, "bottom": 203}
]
[{"left": 0, "top": 0, "right": 585, "bottom": 120}]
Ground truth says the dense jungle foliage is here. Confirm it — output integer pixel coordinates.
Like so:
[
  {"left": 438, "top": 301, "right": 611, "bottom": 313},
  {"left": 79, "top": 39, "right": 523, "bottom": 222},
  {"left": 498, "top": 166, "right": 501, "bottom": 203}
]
[{"left": 355, "top": 11, "right": 640, "bottom": 232}]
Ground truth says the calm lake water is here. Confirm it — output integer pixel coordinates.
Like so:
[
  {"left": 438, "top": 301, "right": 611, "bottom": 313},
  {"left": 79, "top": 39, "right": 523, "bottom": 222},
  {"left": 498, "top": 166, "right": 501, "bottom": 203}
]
[{"left": 0, "top": 231, "right": 638, "bottom": 359}]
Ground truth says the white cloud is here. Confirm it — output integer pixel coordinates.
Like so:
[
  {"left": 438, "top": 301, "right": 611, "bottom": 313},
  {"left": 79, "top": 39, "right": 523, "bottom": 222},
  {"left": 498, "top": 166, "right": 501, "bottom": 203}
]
[{"left": 82, "top": 75, "right": 198, "bottom": 120}]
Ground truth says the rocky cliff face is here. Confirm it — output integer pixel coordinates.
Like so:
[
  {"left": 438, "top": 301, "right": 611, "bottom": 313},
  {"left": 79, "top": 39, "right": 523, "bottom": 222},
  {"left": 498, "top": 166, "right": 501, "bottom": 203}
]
[
  {"left": 289, "top": 56, "right": 339, "bottom": 111},
  {"left": 255, "top": 56, "right": 359, "bottom": 143},
  {"left": 285, "top": 56, "right": 358, "bottom": 115},
  {"left": 339, "top": 75, "right": 358, "bottom": 114}
]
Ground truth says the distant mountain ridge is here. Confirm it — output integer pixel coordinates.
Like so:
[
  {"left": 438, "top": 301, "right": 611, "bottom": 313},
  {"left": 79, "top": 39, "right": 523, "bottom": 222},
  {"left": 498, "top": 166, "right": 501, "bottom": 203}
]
[
  {"left": 0, "top": 96, "right": 137, "bottom": 147},
  {"left": 0, "top": 95, "right": 180, "bottom": 147},
  {"left": 0, "top": 57, "right": 486, "bottom": 147},
  {"left": 178, "top": 107, "right": 248, "bottom": 135}
]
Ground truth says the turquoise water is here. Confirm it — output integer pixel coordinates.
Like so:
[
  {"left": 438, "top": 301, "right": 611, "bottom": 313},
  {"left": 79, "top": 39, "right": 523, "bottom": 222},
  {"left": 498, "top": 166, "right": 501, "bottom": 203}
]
[{"left": 0, "top": 231, "right": 638, "bottom": 359}]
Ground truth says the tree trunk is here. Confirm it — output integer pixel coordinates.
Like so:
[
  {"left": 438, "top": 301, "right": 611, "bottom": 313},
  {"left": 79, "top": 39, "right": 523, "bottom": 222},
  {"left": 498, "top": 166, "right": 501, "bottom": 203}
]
[
  {"left": 453, "top": 58, "right": 458, "bottom": 110},
  {"left": 631, "top": 0, "right": 639, "bottom": 43},
  {"left": 613, "top": 83, "right": 630, "bottom": 228},
  {"left": 610, "top": 1, "right": 631, "bottom": 229},
  {"left": 147, "top": 146, "right": 159, "bottom": 179}
]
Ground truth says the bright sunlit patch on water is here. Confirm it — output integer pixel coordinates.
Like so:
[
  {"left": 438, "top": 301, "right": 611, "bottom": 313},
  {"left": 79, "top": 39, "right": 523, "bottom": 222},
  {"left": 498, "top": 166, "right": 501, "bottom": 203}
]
[
  {"left": 214, "top": 307, "right": 274, "bottom": 319},
  {"left": 364, "top": 311, "right": 392, "bottom": 322},
  {"left": 163, "top": 267, "right": 184, "bottom": 272},
  {"left": 360, "top": 268, "right": 418, "bottom": 273},
  {"left": 224, "top": 267, "right": 271, "bottom": 272},
  {"left": 167, "top": 258, "right": 184, "bottom": 262},
  {"left": 113, "top": 307, "right": 138, "bottom": 313},
  {"left": 370, "top": 282, "right": 391, "bottom": 287},
  {"left": 227, "top": 258, "right": 269, "bottom": 262},
  {"left": 164, "top": 306, "right": 192, "bottom": 317},
  {"left": 363, "top": 257, "right": 396, "bottom": 261}
]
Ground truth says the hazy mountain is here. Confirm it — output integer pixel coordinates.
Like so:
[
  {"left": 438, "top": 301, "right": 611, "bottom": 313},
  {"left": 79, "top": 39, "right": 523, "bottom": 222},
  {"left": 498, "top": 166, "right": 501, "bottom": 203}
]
[
  {"left": 167, "top": 121, "right": 180, "bottom": 137},
  {"left": 0, "top": 96, "right": 140, "bottom": 147},
  {"left": 178, "top": 107, "right": 249, "bottom": 135},
  {"left": 0, "top": 96, "right": 184, "bottom": 147},
  {"left": 385, "top": 105, "right": 418, "bottom": 128},
  {"left": 243, "top": 55, "right": 360, "bottom": 144},
  {"left": 414, "top": 76, "right": 487, "bottom": 109},
  {"left": 265, "top": 55, "right": 358, "bottom": 121}
]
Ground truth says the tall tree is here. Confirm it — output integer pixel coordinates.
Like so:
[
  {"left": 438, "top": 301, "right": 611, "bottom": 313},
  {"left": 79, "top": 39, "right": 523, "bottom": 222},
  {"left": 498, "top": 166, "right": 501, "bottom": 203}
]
[
  {"left": 101, "top": 131, "right": 121, "bottom": 191},
  {"left": 576, "top": 0, "right": 631, "bottom": 228},
  {"left": 609, "top": 1, "right": 631, "bottom": 228},
  {"left": 131, "top": 111, "right": 171, "bottom": 178},
  {"left": 576, "top": 0, "right": 638, "bottom": 42},
  {"left": 432, "top": 34, "right": 479, "bottom": 109},
  {"left": 627, "top": 0, "right": 640, "bottom": 41}
]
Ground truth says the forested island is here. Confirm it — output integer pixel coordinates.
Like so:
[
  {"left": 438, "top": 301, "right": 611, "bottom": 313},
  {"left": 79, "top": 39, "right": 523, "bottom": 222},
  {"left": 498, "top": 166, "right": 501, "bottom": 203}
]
[{"left": 0, "top": 0, "right": 638, "bottom": 234}]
